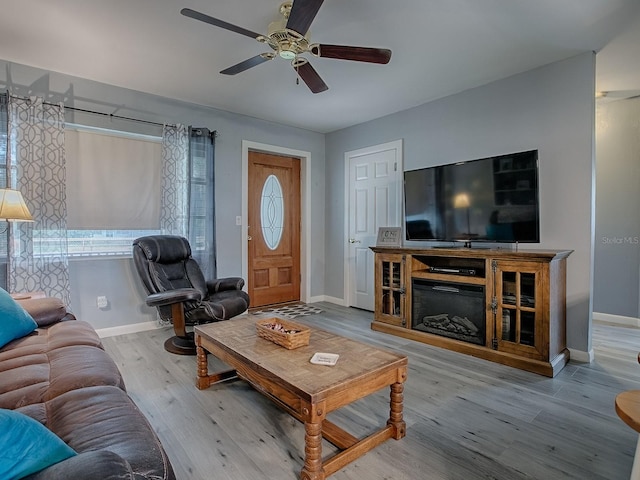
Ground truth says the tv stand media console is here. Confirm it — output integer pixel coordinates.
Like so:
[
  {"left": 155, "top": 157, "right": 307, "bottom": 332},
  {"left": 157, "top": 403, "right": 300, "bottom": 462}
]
[{"left": 371, "top": 246, "right": 572, "bottom": 377}]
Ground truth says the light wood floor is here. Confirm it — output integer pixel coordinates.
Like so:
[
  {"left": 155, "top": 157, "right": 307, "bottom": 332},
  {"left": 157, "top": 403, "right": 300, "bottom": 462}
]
[{"left": 102, "top": 303, "right": 640, "bottom": 480}]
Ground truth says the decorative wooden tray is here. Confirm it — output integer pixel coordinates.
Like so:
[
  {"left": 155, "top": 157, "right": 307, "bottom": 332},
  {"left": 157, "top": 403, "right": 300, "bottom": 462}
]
[{"left": 255, "top": 318, "right": 310, "bottom": 350}]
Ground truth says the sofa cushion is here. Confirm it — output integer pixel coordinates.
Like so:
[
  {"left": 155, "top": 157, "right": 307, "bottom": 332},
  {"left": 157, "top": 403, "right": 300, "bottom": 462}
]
[
  {"left": 23, "top": 450, "right": 140, "bottom": 480},
  {"left": 0, "top": 288, "right": 37, "bottom": 349},
  {"left": 0, "top": 320, "right": 103, "bottom": 360},
  {"left": 0, "top": 408, "right": 76, "bottom": 480},
  {"left": 0, "top": 322, "right": 125, "bottom": 410},
  {"left": 18, "top": 386, "right": 175, "bottom": 480},
  {"left": 17, "top": 297, "right": 75, "bottom": 327}
]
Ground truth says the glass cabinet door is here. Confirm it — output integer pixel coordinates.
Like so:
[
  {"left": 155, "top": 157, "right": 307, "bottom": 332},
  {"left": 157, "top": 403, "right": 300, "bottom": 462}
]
[
  {"left": 494, "top": 261, "right": 543, "bottom": 358},
  {"left": 377, "top": 254, "right": 406, "bottom": 326}
]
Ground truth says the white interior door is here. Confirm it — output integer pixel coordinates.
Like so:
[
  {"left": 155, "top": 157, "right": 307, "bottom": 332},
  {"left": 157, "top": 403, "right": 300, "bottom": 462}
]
[{"left": 346, "top": 140, "right": 403, "bottom": 310}]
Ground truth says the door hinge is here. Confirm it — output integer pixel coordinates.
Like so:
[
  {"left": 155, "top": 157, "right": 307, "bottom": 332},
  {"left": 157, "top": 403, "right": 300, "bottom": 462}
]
[
  {"left": 394, "top": 162, "right": 397, "bottom": 171},
  {"left": 492, "top": 338, "right": 498, "bottom": 349}
]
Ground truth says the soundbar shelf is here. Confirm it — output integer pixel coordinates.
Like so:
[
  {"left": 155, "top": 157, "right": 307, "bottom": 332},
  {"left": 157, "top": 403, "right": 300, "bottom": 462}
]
[{"left": 410, "top": 270, "right": 486, "bottom": 285}]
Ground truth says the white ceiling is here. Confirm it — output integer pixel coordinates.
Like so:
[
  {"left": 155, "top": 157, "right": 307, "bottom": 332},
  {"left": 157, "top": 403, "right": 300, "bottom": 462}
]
[{"left": 1, "top": 0, "right": 640, "bottom": 133}]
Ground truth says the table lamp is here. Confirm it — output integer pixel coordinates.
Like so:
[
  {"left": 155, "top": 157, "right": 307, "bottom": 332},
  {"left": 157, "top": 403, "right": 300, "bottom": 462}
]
[
  {"left": 0, "top": 188, "right": 34, "bottom": 223},
  {"left": 0, "top": 188, "right": 34, "bottom": 289}
]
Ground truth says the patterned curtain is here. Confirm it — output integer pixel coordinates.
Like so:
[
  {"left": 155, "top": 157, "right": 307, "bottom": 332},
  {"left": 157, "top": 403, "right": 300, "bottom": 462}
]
[
  {"left": 160, "top": 124, "right": 189, "bottom": 236},
  {"left": 6, "top": 95, "right": 70, "bottom": 304}
]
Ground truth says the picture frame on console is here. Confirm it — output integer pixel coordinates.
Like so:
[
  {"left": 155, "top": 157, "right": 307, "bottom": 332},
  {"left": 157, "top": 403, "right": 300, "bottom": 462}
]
[{"left": 377, "top": 227, "right": 402, "bottom": 247}]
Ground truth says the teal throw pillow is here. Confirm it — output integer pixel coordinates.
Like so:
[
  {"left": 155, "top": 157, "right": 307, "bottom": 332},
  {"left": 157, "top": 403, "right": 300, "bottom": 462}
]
[
  {"left": 0, "top": 287, "right": 38, "bottom": 349},
  {"left": 0, "top": 408, "right": 77, "bottom": 479}
]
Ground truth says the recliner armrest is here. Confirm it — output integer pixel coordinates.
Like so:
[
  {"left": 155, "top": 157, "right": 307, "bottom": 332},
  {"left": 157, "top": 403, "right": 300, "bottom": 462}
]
[
  {"left": 207, "top": 277, "right": 245, "bottom": 293},
  {"left": 146, "top": 288, "right": 202, "bottom": 308}
]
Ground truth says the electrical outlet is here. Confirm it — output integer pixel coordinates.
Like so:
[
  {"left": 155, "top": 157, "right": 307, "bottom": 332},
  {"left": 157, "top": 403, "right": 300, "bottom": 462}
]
[
  {"left": 96, "top": 296, "right": 108, "bottom": 309},
  {"left": 236, "top": 216, "right": 242, "bottom": 226}
]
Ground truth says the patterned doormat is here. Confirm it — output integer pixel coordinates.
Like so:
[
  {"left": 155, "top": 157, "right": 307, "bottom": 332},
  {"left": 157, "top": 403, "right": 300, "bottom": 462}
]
[{"left": 250, "top": 302, "right": 323, "bottom": 320}]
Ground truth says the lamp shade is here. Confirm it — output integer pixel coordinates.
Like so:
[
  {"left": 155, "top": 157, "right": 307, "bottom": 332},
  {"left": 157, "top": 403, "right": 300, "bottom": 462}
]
[
  {"left": 454, "top": 193, "right": 470, "bottom": 209},
  {"left": 0, "top": 189, "right": 34, "bottom": 221}
]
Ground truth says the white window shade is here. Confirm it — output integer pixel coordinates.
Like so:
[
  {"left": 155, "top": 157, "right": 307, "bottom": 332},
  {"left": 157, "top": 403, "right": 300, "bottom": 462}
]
[{"left": 65, "top": 128, "right": 162, "bottom": 229}]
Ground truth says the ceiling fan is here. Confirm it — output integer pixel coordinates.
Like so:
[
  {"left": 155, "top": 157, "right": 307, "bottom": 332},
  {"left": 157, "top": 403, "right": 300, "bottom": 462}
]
[{"left": 180, "top": 0, "right": 392, "bottom": 93}]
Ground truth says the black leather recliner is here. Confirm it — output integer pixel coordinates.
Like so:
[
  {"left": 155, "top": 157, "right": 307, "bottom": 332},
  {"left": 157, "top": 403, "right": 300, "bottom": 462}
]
[{"left": 132, "top": 235, "right": 250, "bottom": 354}]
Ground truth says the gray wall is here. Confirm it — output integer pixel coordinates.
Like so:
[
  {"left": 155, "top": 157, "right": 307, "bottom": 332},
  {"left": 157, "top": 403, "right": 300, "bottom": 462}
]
[
  {"left": 0, "top": 60, "right": 326, "bottom": 330},
  {"left": 594, "top": 97, "right": 640, "bottom": 319},
  {"left": 325, "top": 52, "right": 596, "bottom": 356},
  {"left": 1, "top": 53, "right": 615, "bottom": 357}
]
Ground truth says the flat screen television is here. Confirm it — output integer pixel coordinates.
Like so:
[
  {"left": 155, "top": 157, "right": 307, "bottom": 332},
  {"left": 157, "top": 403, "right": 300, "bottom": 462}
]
[{"left": 404, "top": 150, "right": 540, "bottom": 244}]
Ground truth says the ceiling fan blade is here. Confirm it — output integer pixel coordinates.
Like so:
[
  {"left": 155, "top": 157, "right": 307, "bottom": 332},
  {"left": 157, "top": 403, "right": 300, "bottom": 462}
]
[
  {"left": 599, "top": 90, "right": 640, "bottom": 100},
  {"left": 293, "top": 60, "right": 328, "bottom": 94},
  {"left": 220, "top": 54, "right": 274, "bottom": 75},
  {"left": 286, "top": 0, "right": 324, "bottom": 35},
  {"left": 311, "top": 44, "right": 392, "bottom": 64},
  {"left": 180, "top": 8, "right": 262, "bottom": 39}
]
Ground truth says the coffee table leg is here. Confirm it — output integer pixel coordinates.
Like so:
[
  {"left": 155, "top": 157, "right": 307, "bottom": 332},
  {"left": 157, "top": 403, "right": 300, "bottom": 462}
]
[
  {"left": 196, "top": 345, "right": 210, "bottom": 390},
  {"left": 301, "top": 420, "right": 324, "bottom": 480},
  {"left": 387, "top": 372, "right": 407, "bottom": 440}
]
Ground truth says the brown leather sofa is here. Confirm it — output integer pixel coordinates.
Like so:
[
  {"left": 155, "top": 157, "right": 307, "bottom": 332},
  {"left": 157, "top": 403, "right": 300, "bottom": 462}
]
[{"left": 0, "top": 297, "right": 176, "bottom": 480}]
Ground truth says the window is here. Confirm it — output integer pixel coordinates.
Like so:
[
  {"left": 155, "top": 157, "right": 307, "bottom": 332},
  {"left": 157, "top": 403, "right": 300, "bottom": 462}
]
[
  {"left": 188, "top": 139, "right": 208, "bottom": 252},
  {"left": 260, "top": 174, "right": 284, "bottom": 250},
  {"left": 65, "top": 126, "right": 163, "bottom": 257},
  {"left": 3, "top": 123, "right": 211, "bottom": 259},
  {"left": 65, "top": 229, "right": 161, "bottom": 257}
]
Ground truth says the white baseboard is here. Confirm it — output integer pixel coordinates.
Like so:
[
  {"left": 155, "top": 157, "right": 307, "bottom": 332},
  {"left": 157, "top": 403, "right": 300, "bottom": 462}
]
[
  {"left": 569, "top": 347, "right": 595, "bottom": 364},
  {"left": 308, "top": 295, "right": 346, "bottom": 306},
  {"left": 593, "top": 312, "right": 640, "bottom": 328},
  {"left": 96, "top": 321, "right": 162, "bottom": 338},
  {"left": 306, "top": 295, "right": 325, "bottom": 304}
]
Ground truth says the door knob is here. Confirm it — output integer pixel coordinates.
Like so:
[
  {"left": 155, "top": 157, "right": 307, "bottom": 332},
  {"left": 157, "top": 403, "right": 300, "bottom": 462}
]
[
  {"left": 349, "top": 238, "right": 361, "bottom": 244},
  {"left": 247, "top": 235, "right": 253, "bottom": 241}
]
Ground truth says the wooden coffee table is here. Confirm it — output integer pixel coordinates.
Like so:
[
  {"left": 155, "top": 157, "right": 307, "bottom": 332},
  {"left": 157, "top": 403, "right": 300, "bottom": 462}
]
[{"left": 195, "top": 316, "right": 408, "bottom": 480}]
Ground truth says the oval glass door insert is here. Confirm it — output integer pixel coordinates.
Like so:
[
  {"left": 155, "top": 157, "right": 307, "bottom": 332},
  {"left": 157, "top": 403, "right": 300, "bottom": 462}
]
[{"left": 260, "top": 174, "right": 284, "bottom": 250}]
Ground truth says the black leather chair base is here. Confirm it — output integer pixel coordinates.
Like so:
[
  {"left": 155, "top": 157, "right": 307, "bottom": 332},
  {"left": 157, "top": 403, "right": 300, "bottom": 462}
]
[{"left": 164, "top": 333, "right": 196, "bottom": 355}]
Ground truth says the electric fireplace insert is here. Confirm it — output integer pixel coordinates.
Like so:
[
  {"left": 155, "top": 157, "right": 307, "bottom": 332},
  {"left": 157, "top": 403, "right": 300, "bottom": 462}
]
[{"left": 411, "top": 278, "right": 486, "bottom": 345}]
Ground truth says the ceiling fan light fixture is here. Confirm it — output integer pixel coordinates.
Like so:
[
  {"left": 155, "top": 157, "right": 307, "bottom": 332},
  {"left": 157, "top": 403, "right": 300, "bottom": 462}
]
[{"left": 279, "top": 49, "right": 296, "bottom": 60}]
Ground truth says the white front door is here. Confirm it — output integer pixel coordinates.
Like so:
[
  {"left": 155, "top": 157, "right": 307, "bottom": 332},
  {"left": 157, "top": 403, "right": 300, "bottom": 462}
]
[{"left": 346, "top": 140, "right": 403, "bottom": 310}]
